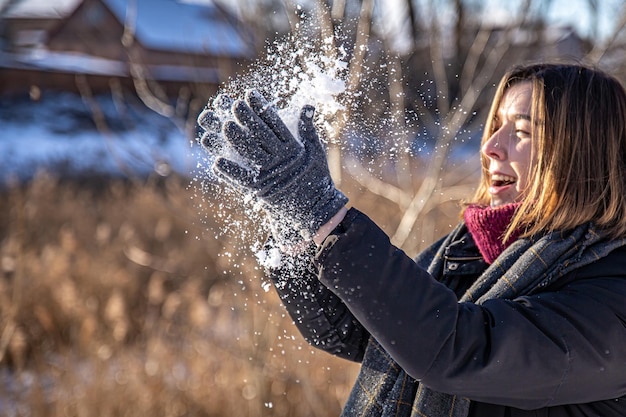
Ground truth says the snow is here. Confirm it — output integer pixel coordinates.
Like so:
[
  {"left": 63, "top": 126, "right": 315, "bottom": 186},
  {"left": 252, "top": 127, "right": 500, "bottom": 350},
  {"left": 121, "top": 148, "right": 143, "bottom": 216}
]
[
  {"left": 0, "top": 48, "right": 221, "bottom": 84},
  {"left": 0, "top": 91, "right": 200, "bottom": 184},
  {"left": 255, "top": 247, "right": 282, "bottom": 270},
  {"left": 102, "top": 0, "right": 253, "bottom": 57},
  {"left": 1, "top": 0, "right": 81, "bottom": 18},
  {"left": 1, "top": 50, "right": 128, "bottom": 76},
  {"left": 204, "top": 34, "right": 350, "bottom": 150},
  {"left": 2, "top": 0, "right": 253, "bottom": 58}
]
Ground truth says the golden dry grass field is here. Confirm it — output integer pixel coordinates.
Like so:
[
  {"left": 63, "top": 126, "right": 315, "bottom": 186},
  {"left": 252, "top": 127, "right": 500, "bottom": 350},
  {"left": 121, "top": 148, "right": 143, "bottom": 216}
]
[{"left": 0, "top": 163, "right": 476, "bottom": 416}]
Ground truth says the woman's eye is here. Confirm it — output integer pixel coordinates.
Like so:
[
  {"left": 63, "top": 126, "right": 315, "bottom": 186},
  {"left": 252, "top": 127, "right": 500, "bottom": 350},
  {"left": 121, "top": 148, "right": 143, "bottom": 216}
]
[{"left": 516, "top": 129, "right": 531, "bottom": 139}]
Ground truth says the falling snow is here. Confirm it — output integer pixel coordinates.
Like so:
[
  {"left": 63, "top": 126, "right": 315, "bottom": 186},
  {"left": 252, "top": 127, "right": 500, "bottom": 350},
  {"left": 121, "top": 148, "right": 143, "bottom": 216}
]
[{"left": 191, "top": 31, "right": 360, "bottom": 278}]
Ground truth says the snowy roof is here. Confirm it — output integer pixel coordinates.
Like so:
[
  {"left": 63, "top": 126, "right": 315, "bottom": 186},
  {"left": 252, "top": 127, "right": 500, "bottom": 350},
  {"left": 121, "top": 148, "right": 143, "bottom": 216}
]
[
  {"left": 0, "top": 50, "right": 221, "bottom": 82},
  {"left": 1, "top": 49, "right": 127, "bottom": 76},
  {"left": 1, "top": 0, "right": 82, "bottom": 18},
  {"left": 101, "top": 0, "right": 253, "bottom": 57},
  {"left": 2, "top": 0, "right": 254, "bottom": 58}
]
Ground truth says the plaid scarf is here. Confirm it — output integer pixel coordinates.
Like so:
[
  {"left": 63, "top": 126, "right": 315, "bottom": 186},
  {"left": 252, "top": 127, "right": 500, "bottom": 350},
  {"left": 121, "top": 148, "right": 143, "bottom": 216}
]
[{"left": 341, "top": 221, "right": 626, "bottom": 417}]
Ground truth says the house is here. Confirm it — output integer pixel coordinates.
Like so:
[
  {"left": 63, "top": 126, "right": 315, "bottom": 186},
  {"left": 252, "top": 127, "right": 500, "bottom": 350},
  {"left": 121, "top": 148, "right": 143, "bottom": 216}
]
[{"left": 0, "top": 0, "right": 255, "bottom": 99}]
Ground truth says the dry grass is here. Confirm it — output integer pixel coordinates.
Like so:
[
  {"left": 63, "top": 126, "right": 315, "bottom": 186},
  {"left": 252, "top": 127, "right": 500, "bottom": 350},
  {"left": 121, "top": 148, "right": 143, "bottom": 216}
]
[{"left": 0, "top": 165, "right": 476, "bottom": 416}]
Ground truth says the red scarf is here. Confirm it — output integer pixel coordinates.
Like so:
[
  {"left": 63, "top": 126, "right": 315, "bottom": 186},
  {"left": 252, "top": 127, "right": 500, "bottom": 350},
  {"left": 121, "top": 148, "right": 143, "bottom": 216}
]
[{"left": 463, "top": 202, "right": 523, "bottom": 264}]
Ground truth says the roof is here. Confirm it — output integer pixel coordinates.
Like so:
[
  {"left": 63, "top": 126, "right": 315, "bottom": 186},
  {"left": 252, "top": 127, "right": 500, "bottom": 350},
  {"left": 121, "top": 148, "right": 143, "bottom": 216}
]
[
  {"left": 102, "top": 0, "right": 253, "bottom": 57},
  {"left": 2, "top": 0, "right": 254, "bottom": 58},
  {"left": 0, "top": 49, "right": 221, "bottom": 82},
  {"left": 2, "top": 0, "right": 82, "bottom": 18}
]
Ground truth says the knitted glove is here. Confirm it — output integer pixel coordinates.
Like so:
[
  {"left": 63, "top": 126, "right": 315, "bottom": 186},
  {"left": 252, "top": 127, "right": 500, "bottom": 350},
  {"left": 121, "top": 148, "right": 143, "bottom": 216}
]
[
  {"left": 197, "top": 94, "right": 233, "bottom": 153},
  {"left": 198, "top": 90, "right": 347, "bottom": 244}
]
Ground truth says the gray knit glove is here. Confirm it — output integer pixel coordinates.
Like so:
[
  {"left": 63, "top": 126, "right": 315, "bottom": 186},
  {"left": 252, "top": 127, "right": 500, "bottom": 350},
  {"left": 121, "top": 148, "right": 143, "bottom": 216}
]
[{"left": 198, "top": 90, "right": 348, "bottom": 244}]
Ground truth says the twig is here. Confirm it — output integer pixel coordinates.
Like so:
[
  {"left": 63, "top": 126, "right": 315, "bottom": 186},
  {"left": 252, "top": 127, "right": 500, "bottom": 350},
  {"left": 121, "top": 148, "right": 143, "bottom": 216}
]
[{"left": 345, "top": 158, "right": 412, "bottom": 209}]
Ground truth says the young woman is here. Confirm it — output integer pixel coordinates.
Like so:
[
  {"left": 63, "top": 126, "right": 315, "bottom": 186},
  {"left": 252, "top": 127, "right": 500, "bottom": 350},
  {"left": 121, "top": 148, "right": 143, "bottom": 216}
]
[{"left": 198, "top": 63, "right": 626, "bottom": 416}]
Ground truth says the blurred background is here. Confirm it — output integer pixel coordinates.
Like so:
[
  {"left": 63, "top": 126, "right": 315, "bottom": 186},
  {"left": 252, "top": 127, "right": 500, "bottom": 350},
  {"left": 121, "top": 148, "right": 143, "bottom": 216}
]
[{"left": 1, "top": 0, "right": 625, "bottom": 416}]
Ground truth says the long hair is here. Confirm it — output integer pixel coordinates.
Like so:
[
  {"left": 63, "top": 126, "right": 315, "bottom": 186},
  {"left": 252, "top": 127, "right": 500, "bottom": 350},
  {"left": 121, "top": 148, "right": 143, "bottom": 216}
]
[{"left": 471, "top": 63, "right": 626, "bottom": 240}]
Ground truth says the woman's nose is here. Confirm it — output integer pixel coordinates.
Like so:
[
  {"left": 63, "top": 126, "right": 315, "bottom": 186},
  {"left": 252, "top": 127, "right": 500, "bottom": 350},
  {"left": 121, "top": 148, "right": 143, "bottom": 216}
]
[{"left": 481, "top": 129, "right": 507, "bottom": 161}]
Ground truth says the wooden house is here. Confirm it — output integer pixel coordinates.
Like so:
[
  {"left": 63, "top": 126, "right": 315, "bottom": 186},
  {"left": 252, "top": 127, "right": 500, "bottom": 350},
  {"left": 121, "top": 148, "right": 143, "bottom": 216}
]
[{"left": 0, "top": 0, "right": 255, "bottom": 100}]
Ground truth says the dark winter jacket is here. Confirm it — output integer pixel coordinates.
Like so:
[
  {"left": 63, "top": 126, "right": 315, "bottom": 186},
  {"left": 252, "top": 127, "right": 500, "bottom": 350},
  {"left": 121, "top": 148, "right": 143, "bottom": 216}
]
[{"left": 269, "top": 208, "right": 626, "bottom": 416}]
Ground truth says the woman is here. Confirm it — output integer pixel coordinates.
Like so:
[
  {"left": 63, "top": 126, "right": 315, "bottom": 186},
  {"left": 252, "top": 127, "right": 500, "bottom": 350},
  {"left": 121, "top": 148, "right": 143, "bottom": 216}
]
[{"left": 198, "top": 63, "right": 626, "bottom": 416}]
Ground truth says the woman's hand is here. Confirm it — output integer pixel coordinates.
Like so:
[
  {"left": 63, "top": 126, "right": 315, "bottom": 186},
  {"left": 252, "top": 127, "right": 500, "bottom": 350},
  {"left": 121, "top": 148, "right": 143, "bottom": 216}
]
[{"left": 198, "top": 90, "right": 348, "bottom": 247}]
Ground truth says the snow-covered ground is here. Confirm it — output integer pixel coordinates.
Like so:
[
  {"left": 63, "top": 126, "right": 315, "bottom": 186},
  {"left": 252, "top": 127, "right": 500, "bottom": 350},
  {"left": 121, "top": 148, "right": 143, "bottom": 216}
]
[
  {"left": 0, "top": 91, "right": 203, "bottom": 185},
  {"left": 0, "top": 85, "right": 481, "bottom": 188}
]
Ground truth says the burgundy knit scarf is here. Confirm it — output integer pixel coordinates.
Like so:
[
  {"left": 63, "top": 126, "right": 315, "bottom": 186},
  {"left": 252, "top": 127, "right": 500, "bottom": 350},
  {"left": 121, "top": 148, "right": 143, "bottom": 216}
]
[{"left": 463, "top": 202, "right": 523, "bottom": 264}]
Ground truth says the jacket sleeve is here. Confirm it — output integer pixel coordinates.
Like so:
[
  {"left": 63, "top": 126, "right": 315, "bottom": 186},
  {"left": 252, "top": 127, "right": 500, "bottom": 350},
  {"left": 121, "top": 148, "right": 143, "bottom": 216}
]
[
  {"left": 315, "top": 208, "right": 626, "bottom": 409},
  {"left": 266, "top": 240, "right": 369, "bottom": 362}
]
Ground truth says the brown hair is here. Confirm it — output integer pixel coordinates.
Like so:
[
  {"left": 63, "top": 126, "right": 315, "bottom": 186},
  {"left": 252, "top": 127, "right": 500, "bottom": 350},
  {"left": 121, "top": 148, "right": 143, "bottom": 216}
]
[{"left": 471, "top": 63, "right": 626, "bottom": 240}]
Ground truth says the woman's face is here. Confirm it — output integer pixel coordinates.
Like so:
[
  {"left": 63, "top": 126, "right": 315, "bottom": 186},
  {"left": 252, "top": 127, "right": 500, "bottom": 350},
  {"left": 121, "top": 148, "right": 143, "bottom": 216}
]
[{"left": 481, "top": 82, "right": 535, "bottom": 207}]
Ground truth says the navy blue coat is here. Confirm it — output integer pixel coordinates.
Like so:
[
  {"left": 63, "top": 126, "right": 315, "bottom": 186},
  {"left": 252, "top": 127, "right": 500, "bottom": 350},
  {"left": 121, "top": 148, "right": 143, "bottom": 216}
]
[{"left": 269, "top": 209, "right": 626, "bottom": 416}]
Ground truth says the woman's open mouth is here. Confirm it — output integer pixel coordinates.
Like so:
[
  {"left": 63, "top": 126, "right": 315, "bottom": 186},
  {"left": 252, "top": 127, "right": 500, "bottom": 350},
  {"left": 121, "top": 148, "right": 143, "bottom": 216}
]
[{"left": 491, "top": 174, "right": 516, "bottom": 187}]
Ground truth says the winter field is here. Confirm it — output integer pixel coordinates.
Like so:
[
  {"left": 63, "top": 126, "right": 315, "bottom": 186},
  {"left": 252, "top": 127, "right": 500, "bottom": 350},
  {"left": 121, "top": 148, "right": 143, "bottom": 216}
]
[
  {"left": 0, "top": 169, "right": 361, "bottom": 417},
  {"left": 0, "top": 162, "right": 476, "bottom": 416}
]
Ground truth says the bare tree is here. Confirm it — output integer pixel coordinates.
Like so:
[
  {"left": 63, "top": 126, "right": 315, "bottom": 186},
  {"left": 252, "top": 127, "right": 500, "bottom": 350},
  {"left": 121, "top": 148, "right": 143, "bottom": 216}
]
[{"left": 269, "top": 0, "right": 626, "bottom": 254}]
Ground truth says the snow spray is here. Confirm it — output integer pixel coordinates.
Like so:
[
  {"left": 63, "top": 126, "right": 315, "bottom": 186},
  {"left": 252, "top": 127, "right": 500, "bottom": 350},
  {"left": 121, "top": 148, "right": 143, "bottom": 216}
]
[{"left": 191, "top": 30, "right": 358, "bottom": 283}]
